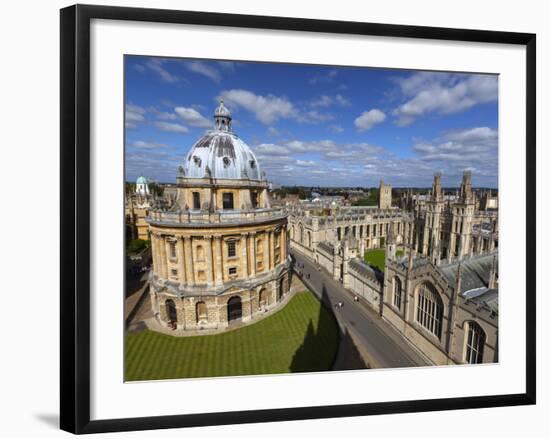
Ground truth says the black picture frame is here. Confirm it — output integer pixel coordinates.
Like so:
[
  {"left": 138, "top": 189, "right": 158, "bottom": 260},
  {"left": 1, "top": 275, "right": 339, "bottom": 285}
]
[{"left": 60, "top": 4, "right": 536, "bottom": 434}]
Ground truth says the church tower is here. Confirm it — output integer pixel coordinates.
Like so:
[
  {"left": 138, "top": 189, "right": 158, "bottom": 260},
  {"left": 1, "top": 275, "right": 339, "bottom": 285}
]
[
  {"left": 422, "top": 173, "right": 445, "bottom": 259},
  {"left": 378, "top": 180, "right": 392, "bottom": 209},
  {"left": 448, "top": 170, "right": 475, "bottom": 260}
]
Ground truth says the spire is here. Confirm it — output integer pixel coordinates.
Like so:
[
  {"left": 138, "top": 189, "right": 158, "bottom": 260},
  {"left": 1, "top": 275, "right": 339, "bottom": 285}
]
[
  {"left": 459, "top": 169, "right": 473, "bottom": 203},
  {"left": 431, "top": 172, "right": 442, "bottom": 201},
  {"left": 214, "top": 99, "right": 232, "bottom": 132},
  {"left": 488, "top": 255, "right": 498, "bottom": 288},
  {"left": 455, "top": 261, "right": 462, "bottom": 296}
]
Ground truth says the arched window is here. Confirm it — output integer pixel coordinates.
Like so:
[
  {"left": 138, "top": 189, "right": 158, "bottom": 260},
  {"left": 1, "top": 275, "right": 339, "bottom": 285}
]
[
  {"left": 279, "top": 277, "right": 286, "bottom": 300},
  {"left": 259, "top": 288, "right": 267, "bottom": 309},
  {"left": 196, "top": 301, "right": 208, "bottom": 323},
  {"left": 307, "top": 231, "right": 312, "bottom": 248},
  {"left": 196, "top": 245, "right": 204, "bottom": 261},
  {"left": 392, "top": 276, "right": 402, "bottom": 310},
  {"left": 227, "top": 296, "right": 242, "bottom": 323},
  {"left": 415, "top": 282, "right": 443, "bottom": 338},
  {"left": 299, "top": 224, "right": 304, "bottom": 243},
  {"left": 165, "top": 299, "right": 177, "bottom": 324},
  {"left": 464, "top": 321, "right": 486, "bottom": 364}
]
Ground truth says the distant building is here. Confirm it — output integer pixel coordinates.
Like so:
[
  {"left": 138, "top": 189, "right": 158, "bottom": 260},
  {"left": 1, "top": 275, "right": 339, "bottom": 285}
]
[
  {"left": 126, "top": 175, "right": 154, "bottom": 241},
  {"left": 479, "top": 190, "right": 499, "bottom": 210},
  {"left": 288, "top": 169, "right": 498, "bottom": 365},
  {"left": 379, "top": 180, "right": 392, "bottom": 209},
  {"left": 135, "top": 175, "right": 150, "bottom": 196}
]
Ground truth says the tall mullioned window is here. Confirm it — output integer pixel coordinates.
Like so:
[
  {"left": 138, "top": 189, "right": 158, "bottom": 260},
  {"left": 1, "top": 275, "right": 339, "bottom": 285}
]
[
  {"left": 465, "top": 321, "right": 486, "bottom": 364},
  {"left": 192, "top": 192, "right": 201, "bottom": 209},
  {"left": 227, "top": 241, "right": 236, "bottom": 258},
  {"left": 416, "top": 282, "right": 443, "bottom": 338},
  {"left": 169, "top": 241, "right": 177, "bottom": 259},
  {"left": 392, "top": 277, "right": 402, "bottom": 310},
  {"left": 223, "top": 192, "right": 234, "bottom": 209}
]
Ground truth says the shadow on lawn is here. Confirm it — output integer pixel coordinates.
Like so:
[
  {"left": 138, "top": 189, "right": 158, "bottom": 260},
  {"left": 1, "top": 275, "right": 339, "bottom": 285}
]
[{"left": 289, "top": 284, "right": 367, "bottom": 373}]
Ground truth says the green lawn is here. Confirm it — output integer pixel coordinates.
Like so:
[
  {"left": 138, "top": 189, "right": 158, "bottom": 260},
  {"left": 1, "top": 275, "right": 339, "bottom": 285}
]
[
  {"left": 125, "top": 291, "right": 339, "bottom": 381},
  {"left": 364, "top": 248, "right": 404, "bottom": 271}
]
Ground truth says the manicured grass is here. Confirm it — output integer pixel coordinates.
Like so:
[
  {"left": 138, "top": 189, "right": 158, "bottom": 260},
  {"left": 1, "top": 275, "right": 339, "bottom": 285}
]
[
  {"left": 364, "top": 248, "right": 404, "bottom": 271},
  {"left": 125, "top": 291, "right": 339, "bottom": 381}
]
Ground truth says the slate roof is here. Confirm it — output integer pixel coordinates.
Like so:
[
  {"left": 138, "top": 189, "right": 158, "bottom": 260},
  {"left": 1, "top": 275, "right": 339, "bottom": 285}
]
[
  {"left": 463, "top": 287, "right": 499, "bottom": 314},
  {"left": 438, "top": 253, "right": 497, "bottom": 294},
  {"left": 317, "top": 241, "right": 334, "bottom": 254},
  {"left": 349, "top": 258, "right": 384, "bottom": 283}
]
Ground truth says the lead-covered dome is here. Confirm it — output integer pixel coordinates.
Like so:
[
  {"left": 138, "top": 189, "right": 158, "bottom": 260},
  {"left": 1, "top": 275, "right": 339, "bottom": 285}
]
[{"left": 182, "top": 101, "right": 263, "bottom": 181}]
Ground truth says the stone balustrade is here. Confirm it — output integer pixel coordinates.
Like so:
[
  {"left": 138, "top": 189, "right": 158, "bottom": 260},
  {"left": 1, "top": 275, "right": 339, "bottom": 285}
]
[{"left": 147, "top": 207, "right": 287, "bottom": 226}]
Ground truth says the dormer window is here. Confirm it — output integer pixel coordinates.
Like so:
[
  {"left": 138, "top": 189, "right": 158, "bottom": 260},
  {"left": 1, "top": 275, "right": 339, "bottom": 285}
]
[
  {"left": 222, "top": 157, "right": 231, "bottom": 168},
  {"left": 193, "top": 156, "right": 201, "bottom": 167},
  {"left": 249, "top": 160, "right": 256, "bottom": 169}
]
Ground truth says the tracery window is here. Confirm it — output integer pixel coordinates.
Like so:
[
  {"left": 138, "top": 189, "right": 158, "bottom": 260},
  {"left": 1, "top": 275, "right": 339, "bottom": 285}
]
[
  {"left": 392, "top": 276, "right": 402, "bottom": 310},
  {"left": 415, "top": 282, "right": 443, "bottom": 338},
  {"left": 465, "top": 321, "right": 486, "bottom": 364}
]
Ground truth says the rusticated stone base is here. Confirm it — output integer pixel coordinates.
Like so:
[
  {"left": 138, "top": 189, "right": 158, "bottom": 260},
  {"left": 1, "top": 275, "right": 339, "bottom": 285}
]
[{"left": 149, "top": 266, "right": 293, "bottom": 334}]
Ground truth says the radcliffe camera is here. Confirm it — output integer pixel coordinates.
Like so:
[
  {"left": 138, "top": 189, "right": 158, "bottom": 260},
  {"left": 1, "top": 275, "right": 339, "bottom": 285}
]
[{"left": 124, "top": 57, "right": 498, "bottom": 381}]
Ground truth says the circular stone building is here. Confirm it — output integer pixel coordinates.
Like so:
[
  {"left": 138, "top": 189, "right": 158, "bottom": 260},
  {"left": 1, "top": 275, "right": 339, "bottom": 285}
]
[{"left": 147, "top": 101, "right": 292, "bottom": 332}]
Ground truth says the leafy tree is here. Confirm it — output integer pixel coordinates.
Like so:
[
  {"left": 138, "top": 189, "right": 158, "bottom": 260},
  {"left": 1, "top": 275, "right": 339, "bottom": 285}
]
[{"left": 127, "top": 239, "right": 150, "bottom": 254}]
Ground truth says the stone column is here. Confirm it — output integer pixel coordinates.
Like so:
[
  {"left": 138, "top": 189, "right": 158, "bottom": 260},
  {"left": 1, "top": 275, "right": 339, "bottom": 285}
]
[
  {"left": 213, "top": 236, "right": 223, "bottom": 285},
  {"left": 158, "top": 235, "right": 168, "bottom": 279},
  {"left": 151, "top": 233, "right": 160, "bottom": 277},
  {"left": 205, "top": 236, "right": 213, "bottom": 285},
  {"left": 183, "top": 236, "right": 194, "bottom": 285},
  {"left": 269, "top": 230, "right": 275, "bottom": 270},
  {"left": 281, "top": 226, "right": 287, "bottom": 262},
  {"left": 176, "top": 236, "right": 186, "bottom": 284},
  {"left": 240, "top": 233, "right": 249, "bottom": 279},
  {"left": 249, "top": 232, "right": 256, "bottom": 277}
]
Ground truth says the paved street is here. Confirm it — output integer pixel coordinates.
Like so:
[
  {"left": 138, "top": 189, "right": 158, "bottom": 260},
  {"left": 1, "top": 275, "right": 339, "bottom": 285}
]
[{"left": 292, "top": 250, "right": 430, "bottom": 369}]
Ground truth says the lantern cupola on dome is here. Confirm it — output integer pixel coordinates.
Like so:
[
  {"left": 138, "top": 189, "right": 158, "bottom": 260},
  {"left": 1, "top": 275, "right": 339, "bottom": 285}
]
[{"left": 214, "top": 99, "right": 232, "bottom": 132}]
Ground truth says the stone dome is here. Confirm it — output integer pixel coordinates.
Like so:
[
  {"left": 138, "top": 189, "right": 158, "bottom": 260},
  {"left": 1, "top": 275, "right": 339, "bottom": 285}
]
[{"left": 182, "top": 102, "right": 263, "bottom": 181}]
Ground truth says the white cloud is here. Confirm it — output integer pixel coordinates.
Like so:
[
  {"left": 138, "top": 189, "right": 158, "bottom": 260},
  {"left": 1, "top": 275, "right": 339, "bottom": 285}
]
[
  {"left": 154, "top": 121, "right": 189, "bottom": 133},
  {"left": 219, "top": 89, "right": 296, "bottom": 125},
  {"left": 328, "top": 124, "right": 344, "bottom": 133},
  {"left": 174, "top": 107, "right": 211, "bottom": 128},
  {"left": 254, "top": 144, "right": 290, "bottom": 156},
  {"left": 145, "top": 59, "right": 179, "bottom": 83},
  {"left": 125, "top": 104, "right": 146, "bottom": 128},
  {"left": 296, "top": 160, "right": 317, "bottom": 167},
  {"left": 155, "top": 111, "right": 177, "bottom": 121},
  {"left": 285, "top": 139, "right": 338, "bottom": 153},
  {"left": 310, "top": 94, "right": 351, "bottom": 108},
  {"left": 267, "top": 127, "right": 280, "bottom": 137},
  {"left": 354, "top": 109, "right": 386, "bottom": 132},
  {"left": 393, "top": 72, "right": 498, "bottom": 126},
  {"left": 413, "top": 126, "right": 498, "bottom": 164},
  {"left": 310, "top": 95, "right": 333, "bottom": 108},
  {"left": 335, "top": 94, "right": 351, "bottom": 106},
  {"left": 184, "top": 61, "right": 221, "bottom": 83},
  {"left": 309, "top": 69, "right": 339, "bottom": 85},
  {"left": 131, "top": 141, "right": 168, "bottom": 149},
  {"left": 297, "top": 110, "right": 334, "bottom": 124}
]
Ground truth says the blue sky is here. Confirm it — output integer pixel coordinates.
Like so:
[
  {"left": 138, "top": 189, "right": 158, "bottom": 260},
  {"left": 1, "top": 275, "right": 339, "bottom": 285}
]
[{"left": 125, "top": 56, "right": 498, "bottom": 188}]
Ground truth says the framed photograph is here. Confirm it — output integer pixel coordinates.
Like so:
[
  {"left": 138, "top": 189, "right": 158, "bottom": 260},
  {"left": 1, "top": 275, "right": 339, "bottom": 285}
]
[{"left": 60, "top": 4, "right": 536, "bottom": 434}]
